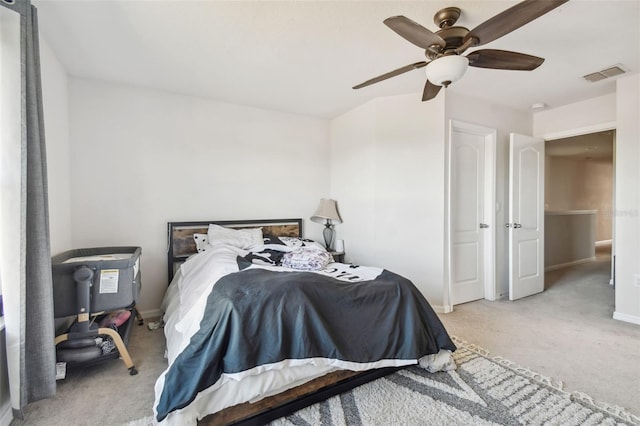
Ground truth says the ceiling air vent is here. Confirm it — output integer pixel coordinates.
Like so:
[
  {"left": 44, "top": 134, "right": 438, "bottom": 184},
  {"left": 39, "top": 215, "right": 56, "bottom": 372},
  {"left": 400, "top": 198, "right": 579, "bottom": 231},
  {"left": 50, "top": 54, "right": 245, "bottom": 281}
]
[{"left": 583, "top": 64, "right": 627, "bottom": 83}]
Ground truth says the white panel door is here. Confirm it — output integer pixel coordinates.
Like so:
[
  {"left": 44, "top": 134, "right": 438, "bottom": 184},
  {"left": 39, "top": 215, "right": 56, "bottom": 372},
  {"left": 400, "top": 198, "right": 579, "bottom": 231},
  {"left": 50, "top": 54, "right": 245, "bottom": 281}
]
[
  {"left": 509, "top": 133, "right": 545, "bottom": 300},
  {"left": 451, "top": 130, "right": 485, "bottom": 304}
]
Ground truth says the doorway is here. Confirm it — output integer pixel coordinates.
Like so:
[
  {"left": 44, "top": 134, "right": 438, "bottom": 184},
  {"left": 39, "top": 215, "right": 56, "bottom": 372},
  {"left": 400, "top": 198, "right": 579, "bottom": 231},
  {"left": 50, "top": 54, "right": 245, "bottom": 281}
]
[{"left": 544, "top": 129, "right": 615, "bottom": 288}]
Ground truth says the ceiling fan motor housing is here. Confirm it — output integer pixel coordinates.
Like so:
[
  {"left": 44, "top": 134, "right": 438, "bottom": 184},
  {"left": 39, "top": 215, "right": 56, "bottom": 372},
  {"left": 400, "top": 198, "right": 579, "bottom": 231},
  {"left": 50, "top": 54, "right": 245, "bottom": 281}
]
[{"left": 426, "top": 26, "right": 470, "bottom": 60}]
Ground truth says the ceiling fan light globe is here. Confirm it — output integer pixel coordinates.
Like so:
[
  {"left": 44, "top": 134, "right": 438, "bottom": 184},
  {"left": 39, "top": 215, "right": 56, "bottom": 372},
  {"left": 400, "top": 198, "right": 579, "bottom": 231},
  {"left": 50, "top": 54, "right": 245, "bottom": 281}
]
[{"left": 425, "top": 55, "right": 469, "bottom": 87}]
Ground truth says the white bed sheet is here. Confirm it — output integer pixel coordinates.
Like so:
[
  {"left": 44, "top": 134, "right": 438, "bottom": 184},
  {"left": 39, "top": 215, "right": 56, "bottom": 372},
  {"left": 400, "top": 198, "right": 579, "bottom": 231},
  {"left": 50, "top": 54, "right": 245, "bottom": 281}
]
[{"left": 154, "top": 244, "right": 453, "bottom": 425}]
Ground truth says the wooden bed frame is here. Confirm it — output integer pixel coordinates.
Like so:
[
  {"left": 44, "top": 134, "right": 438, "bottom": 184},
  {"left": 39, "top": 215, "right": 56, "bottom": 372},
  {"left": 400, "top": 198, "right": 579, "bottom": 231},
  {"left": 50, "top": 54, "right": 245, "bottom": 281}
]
[
  {"left": 167, "top": 218, "right": 303, "bottom": 283},
  {"left": 202, "top": 367, "right": 401, "bottom": 425},
  {"left": 166, "top": 219, "right": 401, "bottom": 425}
]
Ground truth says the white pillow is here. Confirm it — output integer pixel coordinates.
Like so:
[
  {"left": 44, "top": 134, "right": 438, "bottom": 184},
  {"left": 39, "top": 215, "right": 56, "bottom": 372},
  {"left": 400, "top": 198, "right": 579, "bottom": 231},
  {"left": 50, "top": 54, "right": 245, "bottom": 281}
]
[
  {"left": 193, "top": 233, "right": 210, "bottom": 253},
  {"left": 279, "top": 237, "right": 327, "bottom": 252},
  {"left": 207, "top": 224, "right": 263, "bottom": 250}
]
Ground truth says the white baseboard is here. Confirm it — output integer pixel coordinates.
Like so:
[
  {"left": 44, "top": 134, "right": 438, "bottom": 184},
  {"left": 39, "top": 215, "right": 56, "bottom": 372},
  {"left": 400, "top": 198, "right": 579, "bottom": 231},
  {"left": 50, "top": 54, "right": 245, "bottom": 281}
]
[
  {"left": 0, "top": 402, "right": 12, "bottom": 426},
  {"left": 613, "top": 311, "right": 640, "bottom": 325},
  {"left": 544, "top": 257, "right": 596, "bottom": 272},
  {"left": 432, "top": 305, "right": 453, "bottom": 314},
  {"left": 138, "top": 308, "right": 162, "bottom": 321},
  {"left": 595, "top": 239, "right": 612, "bottom": 247}
]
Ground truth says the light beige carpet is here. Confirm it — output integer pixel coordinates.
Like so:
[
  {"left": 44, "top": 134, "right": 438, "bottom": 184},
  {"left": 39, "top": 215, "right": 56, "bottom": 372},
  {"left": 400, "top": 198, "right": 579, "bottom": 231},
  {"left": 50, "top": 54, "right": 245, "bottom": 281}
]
[{"left": 13, "top": 318, "right": 167, "bottom": 426}]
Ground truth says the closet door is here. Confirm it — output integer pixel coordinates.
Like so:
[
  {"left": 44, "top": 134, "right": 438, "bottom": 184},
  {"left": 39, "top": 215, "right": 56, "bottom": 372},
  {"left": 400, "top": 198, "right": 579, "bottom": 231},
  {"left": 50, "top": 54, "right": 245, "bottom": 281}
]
[
  {"left": 449, "top": 121, "right": 496, "bottom": 305},
  {"left": 508, "top": 133, "right": 545, "bottom": 300}
]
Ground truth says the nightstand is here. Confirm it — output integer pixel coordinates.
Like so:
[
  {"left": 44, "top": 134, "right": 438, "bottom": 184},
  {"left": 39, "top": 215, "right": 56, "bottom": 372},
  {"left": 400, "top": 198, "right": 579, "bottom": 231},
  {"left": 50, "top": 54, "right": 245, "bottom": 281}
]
[{"left": 330, "top": 251, "right": 345, "bottom": 263}]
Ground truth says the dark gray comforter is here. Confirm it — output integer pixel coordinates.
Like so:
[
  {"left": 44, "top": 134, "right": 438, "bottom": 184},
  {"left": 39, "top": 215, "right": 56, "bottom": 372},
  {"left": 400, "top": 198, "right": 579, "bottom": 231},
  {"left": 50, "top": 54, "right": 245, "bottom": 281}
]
[{"left": 156, "top": 266, "right": 456, "bottom": 421}]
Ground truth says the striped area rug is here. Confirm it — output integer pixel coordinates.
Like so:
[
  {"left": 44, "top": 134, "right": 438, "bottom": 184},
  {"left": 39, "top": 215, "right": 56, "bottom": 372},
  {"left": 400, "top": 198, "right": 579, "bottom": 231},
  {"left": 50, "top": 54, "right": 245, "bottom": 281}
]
[{"left": 269, "top": 337, "right": 639, "bottom": 426}]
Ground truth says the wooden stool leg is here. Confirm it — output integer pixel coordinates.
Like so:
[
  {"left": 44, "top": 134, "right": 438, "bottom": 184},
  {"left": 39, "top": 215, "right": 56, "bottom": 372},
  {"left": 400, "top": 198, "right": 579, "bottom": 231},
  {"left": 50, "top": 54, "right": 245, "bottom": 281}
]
[
  {"left": 98, "top": 327, "right": 138, "bottom": 375},
  {"left": 54, "top": 334, "right": 69, "bottom": 346}
]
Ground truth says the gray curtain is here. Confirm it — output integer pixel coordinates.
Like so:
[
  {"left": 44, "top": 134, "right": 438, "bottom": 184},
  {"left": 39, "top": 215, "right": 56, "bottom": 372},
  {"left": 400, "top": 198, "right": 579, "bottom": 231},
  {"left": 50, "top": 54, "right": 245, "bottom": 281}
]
[{"left": 1, "top": 0, "right": 56, "bottom": 417}]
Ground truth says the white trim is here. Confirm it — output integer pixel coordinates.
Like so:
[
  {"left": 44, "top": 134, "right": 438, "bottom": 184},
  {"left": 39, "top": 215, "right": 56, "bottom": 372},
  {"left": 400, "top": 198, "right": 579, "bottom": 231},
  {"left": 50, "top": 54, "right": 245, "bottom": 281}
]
[
  {"left": 443, "top": 120, "right": 453, "bottom": 310},
  {"left": 595, "top": 239, "right": 612, "bottom": 247},
  {"left": 431, "top": 304, "right": 453, "bottom": 314},
  {"left": 446, "top": 120, "right": 497, "bottom": 305},
  {"left": 545, "top": 210, "right": 597, "bottom": 215},
  {"left": 483, "top": 127, "right": 497, "bottom": 301},
  {"left": 139, "top": 308, "right": 162, "bottom": 321},
  {"left": 613, "top": 311, "right": 640, "bottom": 325},
  {"left": 544, "top": 257, "right": 596, "bottom": 272},
  {"left": 539, "top": 121, "right": 616, "bottom": 141}
]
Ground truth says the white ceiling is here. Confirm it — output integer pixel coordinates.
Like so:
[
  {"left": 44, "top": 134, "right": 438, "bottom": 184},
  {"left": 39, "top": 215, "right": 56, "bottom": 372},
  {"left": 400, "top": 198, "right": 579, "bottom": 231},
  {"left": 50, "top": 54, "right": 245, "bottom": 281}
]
[{"left": 33, "top": 0, "right": 640, "bottom": 119}]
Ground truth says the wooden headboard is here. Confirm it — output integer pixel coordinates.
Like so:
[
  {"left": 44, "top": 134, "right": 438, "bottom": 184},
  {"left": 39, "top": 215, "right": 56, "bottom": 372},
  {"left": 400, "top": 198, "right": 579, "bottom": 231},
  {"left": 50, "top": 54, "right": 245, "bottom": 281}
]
[{"left": 167, "top": 218, "right": 303, "bottom": 283}]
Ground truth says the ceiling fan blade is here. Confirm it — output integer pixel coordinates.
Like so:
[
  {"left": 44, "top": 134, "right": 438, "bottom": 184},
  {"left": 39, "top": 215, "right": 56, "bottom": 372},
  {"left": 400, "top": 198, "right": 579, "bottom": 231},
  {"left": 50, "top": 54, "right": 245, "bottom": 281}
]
[
  {"left": 383, "top": 16, "right": 446, "bottom": 50},
  {"left": 464, "top": 0, "right": 569, "bottom": 47},
  {"left": 422, "top": 80, "right": 442, "bottom": 101},
  {"left": 467, "top": 49, "right": 544, "bottom": 70},
  {"left": 353, "top": 61, "right": 428, "bottom": 89}
]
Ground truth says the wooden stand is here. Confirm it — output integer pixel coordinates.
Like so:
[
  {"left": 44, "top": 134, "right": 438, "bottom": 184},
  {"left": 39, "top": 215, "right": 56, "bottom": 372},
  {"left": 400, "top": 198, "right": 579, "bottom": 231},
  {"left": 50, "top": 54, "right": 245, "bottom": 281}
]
[{"left": 54, "top": 307, "right": 139, "bottom": 375}]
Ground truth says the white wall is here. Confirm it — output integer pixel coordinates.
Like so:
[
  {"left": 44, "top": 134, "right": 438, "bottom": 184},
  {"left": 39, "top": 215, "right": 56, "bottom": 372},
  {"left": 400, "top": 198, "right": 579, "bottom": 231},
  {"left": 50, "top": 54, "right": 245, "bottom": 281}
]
[
  {"left": 328, "top": 100, "right": 377, "bottom": 267},
  {"left": 47, "top": 48, "right": 637, "bottom": 322},
  {"left": 533, "top": 94, "right": 616, "bottom": 138},
  {"left": 534, "top": 80, "right": 640, "bottom": 324},
  {"left": 545, "top": 156, "right": 613, "bottom": 241},
  {"left": 68, "top": 79, "right": 331, "bottom": 315},
  {"left": 40, "top": 39, "right": 72, "bottom": 254},
  {"left": 330, "top": 91, "right": 531, "bottom": 309},
  {"left": 545, "top": 211, "right": 596, "bottom": 268},
  {"left": 445, "top": 92, "right": 532, "bottom": 300},
  {"left": 330, "top": 93, "right": 448, "bottom": 308},
  {"left": 613, "top": 74, "right": 640, "bottom": 324}
]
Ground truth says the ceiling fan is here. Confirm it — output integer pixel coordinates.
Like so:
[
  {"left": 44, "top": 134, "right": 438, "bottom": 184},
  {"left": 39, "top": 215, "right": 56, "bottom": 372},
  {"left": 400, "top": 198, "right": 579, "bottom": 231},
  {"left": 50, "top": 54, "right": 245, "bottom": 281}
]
[{"left": 353, "top": 0, "right": 569, "bottom": 101}]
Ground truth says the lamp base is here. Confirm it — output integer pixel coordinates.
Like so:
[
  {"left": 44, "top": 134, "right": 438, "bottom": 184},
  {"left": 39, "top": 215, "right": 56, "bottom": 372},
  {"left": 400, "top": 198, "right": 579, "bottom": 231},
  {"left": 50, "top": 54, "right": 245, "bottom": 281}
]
[{"left": 323, "top": 223, "right": 334, "bottom": 250}]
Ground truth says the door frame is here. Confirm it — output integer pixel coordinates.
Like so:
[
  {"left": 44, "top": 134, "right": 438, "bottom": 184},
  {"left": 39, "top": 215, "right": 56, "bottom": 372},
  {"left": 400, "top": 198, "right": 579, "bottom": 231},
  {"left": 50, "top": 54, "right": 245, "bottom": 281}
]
[
  {"left": 445, "top": 120, "right": 497, "bottom": 312},
  {"left": 537, "top": 121, "right": 617, "bottom": 286}
]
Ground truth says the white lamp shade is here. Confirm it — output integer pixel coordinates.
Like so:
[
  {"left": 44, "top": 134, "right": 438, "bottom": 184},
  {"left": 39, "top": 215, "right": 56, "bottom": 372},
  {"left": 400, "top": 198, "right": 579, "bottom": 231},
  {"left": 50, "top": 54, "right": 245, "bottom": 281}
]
[
  {"left": 310, "top": 198, "right": 342, "bottom": 224},
  {"left": 425, "top": 55, "right": 469, "bottom": 87}
]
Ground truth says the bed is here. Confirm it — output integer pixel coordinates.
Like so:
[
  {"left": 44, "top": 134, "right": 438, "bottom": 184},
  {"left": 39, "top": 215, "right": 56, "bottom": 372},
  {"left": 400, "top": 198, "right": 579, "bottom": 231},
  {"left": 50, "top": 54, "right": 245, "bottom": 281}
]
[{"left": 154, "top": 218, "right": 456, "bottom": 425}]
